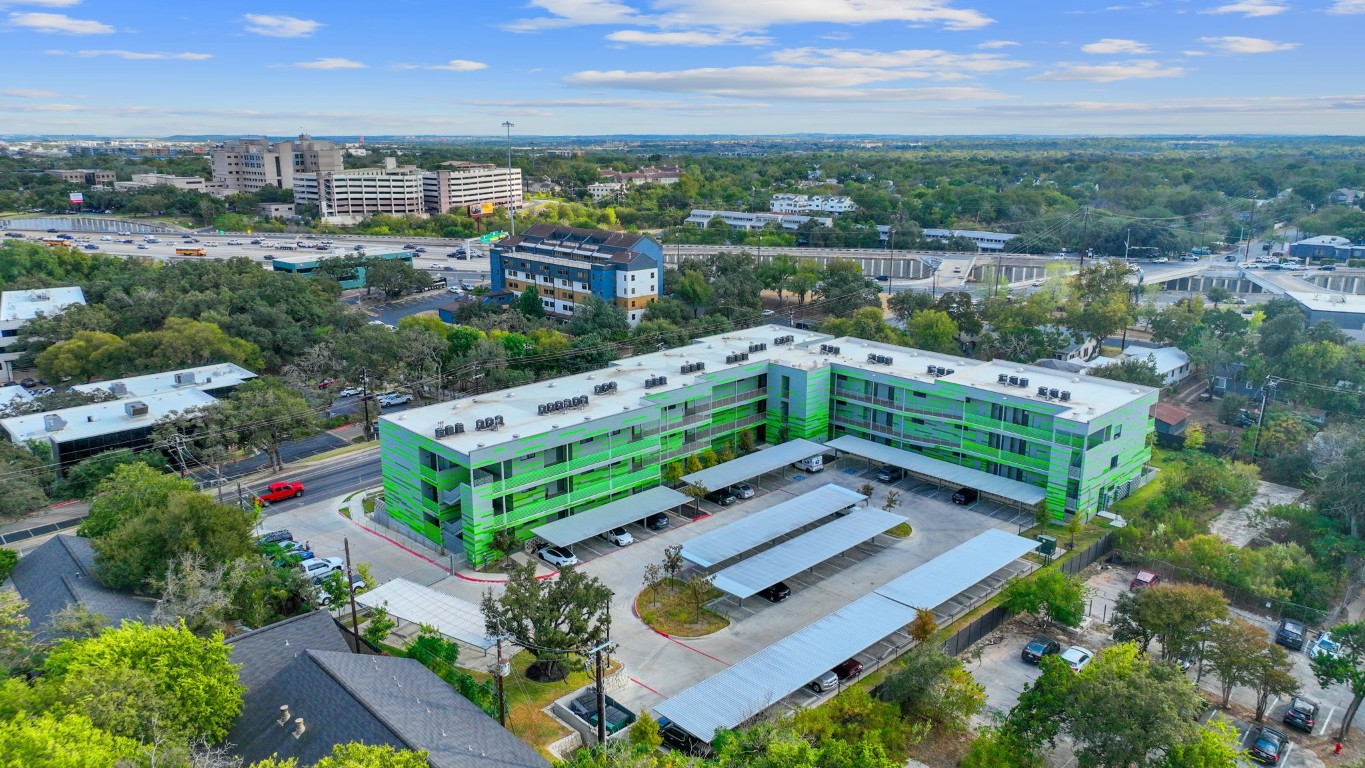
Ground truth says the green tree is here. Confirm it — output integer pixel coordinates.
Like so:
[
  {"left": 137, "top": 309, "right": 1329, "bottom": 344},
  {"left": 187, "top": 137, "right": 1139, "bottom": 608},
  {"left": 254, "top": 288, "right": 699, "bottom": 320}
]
[
  {"left": 675, "top": 269, "right": 713, "bottom": 319},
  {"left": 888, "top": 290, "right": 935, "bottom": 324},
  {"left": 757, "top": 254, "right": 798, "bottom": 305},
  {"left": 816, "top": 259, "right": 882, "bottom": 317},
  {"left": 362, "top": 605, "right": 396, "bottom": 646},
  {"left": 565, "top": 296, "right": 629, "bottom": 340},
  {"left": 118, "top": 317, "right": 264, "bottom": 374},
  {"left": 630, "top": 710, "right": 663, "bottom": 751},
  {"left": 1206, "top": 286, "right": 1233, "bottom": 308},
  {"left": 1311, "top": 620, "right": 1365, "bottom": 739},
  {"left": 0, "top": 712, "right": 143, "bottom": 768},
  {"left": 1204, "top": 617, "right": 1268, "bottom": 708},
  {"left": 0, "top": 592, "right": 33, "bottom": 676},
  {"left": 79, "top": 462, "right": 197, "bottom": 539},
  {"left": 961, "top": 726, "right": 1044, "bottom": 768},
  {"left": 1111, "top": 583, "right": 1228, "bottom": 662},
  {"left": 877, "top": 642, "right": 985, "bottom": 730},
  {"left": 220, "top": 376, "right": 318, "bottom": 472},
  {"left": 684, "top": 454, "right": 702, "bottom": 474},
  {"left": 93, "top": 492, "right": 255, "bottom": 592},
  {"left": 1184, "top": 421, "right": 1206, "bottom": 451},
  {"left": 1249, "top": 642, "right": 1297, "bottom": 722},
  {"left": 682, "top": 482, "right": 709, "bottom": 516},
  {"left": 1159, "top": 718, "right": 1245, "bottom": 768},
  {"left": 908, "top": 608, "right": 937, "bottom": 642},
  {"left": 1065, "top": 259, "right": 1138, "bottom": 346},
  {"left": 786, "top": 266, "right": 821, "bottom": 306},
  {"left": 1000, "top": 569, "right": 1087, "bottom": 627},
  {"left": 40, "top": 621, "right": 244, "bottom": 741},
  {"left": 1087, "top": 356, "right": 1165, "bottom": 388},
  {"left": 33, "top": 330, "right": 125, "bottom": 383},
  {"left": 58, "top": 448, "right": 168, "bottom": 500},
  {"left": 515, "top": 285, "right": 545, "bottom": 318},
  {"left": 903, "top": 309, "right": 960, "bottom": 354},
  {"left": 0, "top": 547, "right": 17, "bottom": 583},
  {"left": 363, "top": 258, "right": 429, "bottom": 298},
  {"left": 480, "top": 559, "right": 612, "bottom": 682},
  {"left": 248, "top": 742, "right": 432, "bottom": 768}
]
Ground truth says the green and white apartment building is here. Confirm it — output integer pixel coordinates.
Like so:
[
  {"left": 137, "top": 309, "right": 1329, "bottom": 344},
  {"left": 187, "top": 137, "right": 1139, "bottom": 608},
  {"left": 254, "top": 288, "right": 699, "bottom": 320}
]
[{"left": 379, "top": 325, "right": 1157, "bottom": 566}]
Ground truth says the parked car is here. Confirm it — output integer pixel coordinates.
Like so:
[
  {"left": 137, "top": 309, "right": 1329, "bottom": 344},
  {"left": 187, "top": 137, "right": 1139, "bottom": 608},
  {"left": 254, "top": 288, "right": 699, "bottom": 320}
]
[
  {"left": 875, "top": 275, "right": 890, "bottom": 282},
  {"left": 658, "top": 717, "right": 711, "bottom": 757},
  {"left": 317, "top": 378, "right": 338, "bottom": 389},
  {"left": 378, "top": 393, "right": 413, "bottom": 407},
  {"left": 1130, "top": 570, "right": 1161, "bottom": 589},
  {"left": 832, "top": 658, "right": 864, "bottom": 681},
  {"left": 337, "top": 386, "right": 363, "bottom": 398},
  {"left": 643, "top": 512, "right": 670, "bottom": 531},
  {"left": 809, "top": 670, "right": 839, "bottom": 693},
  {"left": 255, "top": 481, "right": 305, "bottom": 505},
  {"left": 758, "top": 582, "right": 791, "bottom": 603},
  {"left": 276, "top": 540, "right": 313, "bottom": 558},
  {"left": 876, "top": 465, "right": 903, "bottom": 483},
  {"left": 1248, "top": 726, "right": 1287, "bottom": 764},
  {"left": 1308, "top": 631, "right": 1339, "bottom": 659},
  {"left": 793, "top": 455, "right": 824, "bottom": 473},
  {"left": 600, "top": 527, "right": 634, "bottom": 547},
  {"left": 705, "top": 490, "right": 737, "bottom": 506},
  {"left": 1319, "top": 264, "right": 1337, "bottom": 271},
  {"left": 538, "top": 546, "right": 578, "bottom": 567},
  {"left": 1275, "top": 618, "right": 1307, "bottom": 651},
  {"left": 729, "top": 483, "right": 754, "bottom": 499},
  {"left": 951, "top": 487, "right": 979, "bottom": 505},
  {"left": 256, "top": 529, "right": 293, "bottom": 545},
  {"left": 447, "top": 286, "right": 463, "bottom": 294},
  {"left": 1059, "top": 645, "right": 1094, "bottom": 672},
  {"left": 297, "top": 557, "right": 344, "bottom": 579},
  {"left": 1021, "top": 636, "right": 1062, "bottom": 664},
  {"left": 30, "top": 387, "right": 54, "bottom": 396},
  {"left": 1282, "top": 696, "right": 1319, "bottom": 733}
]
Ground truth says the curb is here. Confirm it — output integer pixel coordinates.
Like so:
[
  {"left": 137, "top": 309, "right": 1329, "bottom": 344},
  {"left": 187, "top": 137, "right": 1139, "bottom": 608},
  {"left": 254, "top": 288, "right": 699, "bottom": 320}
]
[
  {"left": 629, "top": 587, "right": 730, "bottom": 667},
  {"left": 342, "top": 508, "right": 558, "bottom": 583}
]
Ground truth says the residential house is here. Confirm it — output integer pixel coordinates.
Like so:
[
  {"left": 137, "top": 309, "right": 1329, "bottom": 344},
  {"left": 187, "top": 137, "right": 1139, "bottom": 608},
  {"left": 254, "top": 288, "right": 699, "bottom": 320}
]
[{"left": 6, "top": 535, "right": 153, "bottom": 636}]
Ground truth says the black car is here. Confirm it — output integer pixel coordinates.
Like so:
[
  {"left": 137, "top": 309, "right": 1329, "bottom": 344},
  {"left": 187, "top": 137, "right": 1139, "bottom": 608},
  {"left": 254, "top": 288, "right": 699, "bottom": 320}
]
[
  {"left": 1020, "top": 636, "right": 1062, "bottom": 664},
  {"left": 256, "top": 529, "right": 293, "bottom": 545},
  {"left": 758, "top": 582, "right": 791, "bottom": 603},
  {"left": 658, "top": 717, "right": 712, "bottom": 757},
  {"left": 1248, "top": 726, "right": 1287, "bottom": 764},
  {"left": 951, "top": 487, "right": 979, "bottom": 505},
  {"left": 1275, "top": 618, "right": 1307, "bottom": 651},
  {"left": 1282, "top": 696, "right": 1318, "bottom": 733},
  {"left": 705, "top": 490, "right": 737, "bottom": 506},
  {"left": 643, "top": 512, "right": 670, "bottom": 531}
]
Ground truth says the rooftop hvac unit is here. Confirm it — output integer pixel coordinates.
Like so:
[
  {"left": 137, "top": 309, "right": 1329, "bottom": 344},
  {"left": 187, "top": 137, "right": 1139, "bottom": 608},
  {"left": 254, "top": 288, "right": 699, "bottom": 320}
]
[
  {"left": 1008, "top": 376, "right": 1019, "bottom": 386},
  {"left": 945, "top": 369, "right": 955, "bottom": 376},
  {"left": 538, "top": 404, "right": 547, "bottom": 415},
  {"left": 109, "top": 381, "right": 128, "bottom": 397},
  {"left": 774, "top": 335, "right": 794, "bottom": 345},
  {"left": 173, "top": 371, "right": 196, "bottom": 386},
  {"left": 930, "top": 364, "right": 940, "bottom": 375},
  {"left": 42, "top": 414, "right": 65, "bottom": 432},
  {"left": 125, "top": 401, "right": 149, "bottom": 418},
  {"left": 434, "top": 426, "right": 446, "bottom": 438},
  {"left": 749, "top": 342, "right": 767, "bottom": 353},
  {"left": 453, "top": 423, "right": 465, "bottom": 433},
  {"left": 1001, "top": 374, "right": 1011, "bottom": 384},
  {"left": 1019, "top": 377, "right": 1029, "bottom": 388},
  {"left": 1050, "top": 388, "right": 1060, "bottom": 399},
  {"left": 1060, "top": 391, "right": 1071, "bottom": 401},
  {"left": 1038, "top": 385, "right": 1049, "bottom": 396}
]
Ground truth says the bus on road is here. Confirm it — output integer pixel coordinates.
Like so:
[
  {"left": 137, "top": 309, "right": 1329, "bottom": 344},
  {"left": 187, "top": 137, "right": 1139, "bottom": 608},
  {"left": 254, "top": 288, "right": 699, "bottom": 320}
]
[{"left": 175, "top": 247, "right": 207, "bottom": 257}]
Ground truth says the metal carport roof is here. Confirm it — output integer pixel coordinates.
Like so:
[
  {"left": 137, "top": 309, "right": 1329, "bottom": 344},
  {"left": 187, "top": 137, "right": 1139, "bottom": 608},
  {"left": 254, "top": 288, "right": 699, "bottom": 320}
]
[
  {"left": 354, "top": 578, "right": 496, "bottom": 650},
  {"left": 680, "top": 438, "right": 827, "bottom": 490},
  {"left": 680, "top": 484, "right": 866, "bottom": 568},
  {"left": 532, "top": 486, "right": 689, "bottom": 547},
  {"left": 709, "top": 509, "right": 907, "bottom": 599},
  {"left": 654, "top": 592, "right": 914, "bottom": 742},
  {"left": 825, "top": 434, "right": 1047, "bottom": 506},
  {"left": 874, "top": 529, "right": 1038, "bottom": 610}
]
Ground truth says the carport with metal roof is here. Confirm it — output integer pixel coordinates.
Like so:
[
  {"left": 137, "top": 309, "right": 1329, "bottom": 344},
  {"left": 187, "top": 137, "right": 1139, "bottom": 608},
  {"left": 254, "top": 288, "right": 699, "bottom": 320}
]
[
  {"left": 680, "top": 484, "right": 865, "bottom": 568},
  {"left": 709, "top": 509, "right": 907, "bottom": 600},
  {"left": 825, "top": 434, "right": 1047, "bottom": 507},
  {"left": 679, "top": 438, "right": 828, "bottom": 490},
  {"left": 354, "top": 578, "right": 497, "bottom": 651},
  {"left": 532, "top": 486, "right": 690, "bottom": 547},
  {"left": 654, "top": 528, "right": 1038, "bottom": 742}
]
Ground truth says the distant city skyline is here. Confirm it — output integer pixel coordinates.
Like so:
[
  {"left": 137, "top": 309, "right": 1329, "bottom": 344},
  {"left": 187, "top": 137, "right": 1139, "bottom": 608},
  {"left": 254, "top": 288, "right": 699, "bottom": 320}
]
[{"left": 1, "top": 0, "right": 1362, "bottom": 136}]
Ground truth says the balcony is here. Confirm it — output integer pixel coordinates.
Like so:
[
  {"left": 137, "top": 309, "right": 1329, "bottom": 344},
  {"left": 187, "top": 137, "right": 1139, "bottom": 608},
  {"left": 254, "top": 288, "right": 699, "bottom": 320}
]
[
  {"left": 472, "top": 437, "right": 661, "bottom": 495},
  {"left": 961, "top": 411, "right": 1055, "bottom": 443},
  {"left": 831, "top": 388, "right": 961, "bottom": 420},
  {"left": 660, "top": 411, "right": 711, "bottom": 432},
  {"left": 710, "top": 387, "right": 767, "bottom": 411},
  {"left": 832, "top": 415, "right": 959, "bottom": 448},
  {"left": 960, "top": 440, "right": 1051, "bottom": 472},
  {"left": 502, "top": 466, "right": 661, "bottom": 525}
]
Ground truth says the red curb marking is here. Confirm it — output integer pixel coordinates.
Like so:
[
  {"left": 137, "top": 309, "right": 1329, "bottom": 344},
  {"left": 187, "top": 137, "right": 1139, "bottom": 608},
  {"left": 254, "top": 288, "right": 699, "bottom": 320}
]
[
  {"left": 630, "top": 586, "right": 731, "bottom": 667},
  {"left": 50, "top": 500, "right": 80, "bottom": 508},
  {"left": 345, "top": 511, "right": 557, "bottom": 582},
  {"left": 630, "top": 677, "right": 663, "bottom": 696}
]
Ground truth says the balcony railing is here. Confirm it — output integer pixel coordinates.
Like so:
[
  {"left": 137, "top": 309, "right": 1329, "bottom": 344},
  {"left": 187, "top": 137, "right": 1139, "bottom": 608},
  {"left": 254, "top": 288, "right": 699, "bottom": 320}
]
[
  {"left": 473, "top": 438, "right": 661, "bottom": 495},
  {"left": 961, "top": 411, "right": 1055, "bottom": 443},
  {"left": 831, "top": 388, "right": 961, "bottom": 420},
  {"left": 710, "top": 387, "right": 767, "bottom": 411},
  {"left": 502, "top": 466, "right": 661, "bottom": 525},
  {"left": 960, "top": 440, "right": 1051, "bottom": 472},
  {"left": 832, "top": 415, "right": 959, "bottom": 448}
]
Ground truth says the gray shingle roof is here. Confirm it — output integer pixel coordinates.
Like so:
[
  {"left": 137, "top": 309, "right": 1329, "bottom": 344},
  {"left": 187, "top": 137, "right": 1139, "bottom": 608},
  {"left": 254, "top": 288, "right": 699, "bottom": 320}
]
[
  {"left": 7, "top": 535, "right": 152, "bottom": 635},
  {"left": 227, "top": 612, "right": 548, "bottom": 768}
]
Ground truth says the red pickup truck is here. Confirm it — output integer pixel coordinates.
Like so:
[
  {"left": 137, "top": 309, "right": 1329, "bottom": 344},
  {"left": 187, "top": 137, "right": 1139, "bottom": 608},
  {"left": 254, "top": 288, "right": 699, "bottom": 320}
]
[{"left": 256, "top": 481, "right": 305, "bottom": 505}]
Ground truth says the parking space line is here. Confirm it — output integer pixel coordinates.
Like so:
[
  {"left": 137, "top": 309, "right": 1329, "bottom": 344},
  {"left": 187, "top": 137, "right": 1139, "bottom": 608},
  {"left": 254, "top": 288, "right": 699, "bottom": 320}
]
[
  {"left": 1281, "top": 742, "right": 1293, "bottom": 763},
  {"left": 1320, "top": 705, "right": 1335, "bottom": 736}
]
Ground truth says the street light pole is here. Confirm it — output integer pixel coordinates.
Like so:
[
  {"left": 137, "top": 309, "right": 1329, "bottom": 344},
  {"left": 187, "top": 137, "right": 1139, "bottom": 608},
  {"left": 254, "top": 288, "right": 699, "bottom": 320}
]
[{"left": 501, "top": 121, "right": 516, "bottom": 237}]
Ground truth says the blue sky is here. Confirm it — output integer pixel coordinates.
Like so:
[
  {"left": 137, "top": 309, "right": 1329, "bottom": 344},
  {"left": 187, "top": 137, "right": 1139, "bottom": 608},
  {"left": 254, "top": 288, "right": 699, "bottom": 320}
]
[{"left": 1, "top": 0, "right": 1363, "bottom": 136}]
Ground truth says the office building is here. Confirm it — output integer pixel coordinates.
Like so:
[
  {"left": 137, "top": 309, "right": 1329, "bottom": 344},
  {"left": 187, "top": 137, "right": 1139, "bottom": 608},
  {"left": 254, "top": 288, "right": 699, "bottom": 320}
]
[
  {"left": 598, "top": 166, "right": 682, "bottom": 186},
  {"left": 1289, "top": 235, "right": 1365, "bottom": 262},
  {"left": 115, "top": 173, "right": 208, "bottom": 192},
  {"left": 422, "top": 162, "right": 522, "bottom": 215},
  {"left": 491, "top": 224, "right": 662, "bottom": 324},
  {"left": 379, "top": 325, "right": 1157, "bottom": 566},
  {"left": 0, "top": 287, "right": 85, "bottom": 381},
  {"left": 771, "top": 194, "right": 857, "bottom": 214},
  {"left": 44, "top": 169, "right": 115, "bottom": 186},
  {"left": 269, "top": 250, "right": 413, "bottom": 289},
  {"left": 258, "top": 203, "right": 296, "bottom": 219},
  {"left": 210, "top": 134, "right": 343, "bottom": 194},
  {"left": 294, "top": 158, "right": 425, "bottom": 225},
  {"left": 685, "top": 209, "right": 833, "bottom": 231}
]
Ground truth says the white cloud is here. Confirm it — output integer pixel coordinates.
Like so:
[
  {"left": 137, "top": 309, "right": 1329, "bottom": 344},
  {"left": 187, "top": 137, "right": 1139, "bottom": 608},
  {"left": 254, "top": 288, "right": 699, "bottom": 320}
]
[
  {"left": 1032, "top": 59, "right": 1186, "bottom": 82},
  {"left": 293, "top": 57, "right": 365, "bottom": 69},
  {"left": 47, "top": 49, "right": 212, "bottom": 60},
  {"left": 769, "top": 47, "right": 1027, "bottom": 77},
  {"left": 976, "top": 39, "right": 1017, "bottom": 49},
  {"left": 3, "top": 88, "right": 58, "bottom": 97},
  {"left": 1202, "top": 0, "right": 1289, "bottom": 17},
  {"left": 7, "top": 12, "right": 112, "bottom": 34},
  {"left": 564, "top": 65, "right": 1006, "bottom": 101},
  {"left": 464, "top": 97, "right": 769, "bottom": 111},
  {"left": 242, "top": 13, "right": 322, "bottom": 37},
  {"left": 509, "top": 0, "right": 993, "bottom": 32},
  {"left": 606, "top": 29, "right": 771, "bottom": 46},
  {"left": 393, "top": 59, "right": 488, "bottom": 71},
  {"left": 1081, "top": 38, "right": 1151, "bottom": 54},
  {"left": 1199, "top": 35, "right": 1298, "bottom": 53},
  {"left": 1328, "top": 0, "right": 1365, "bottom": 12}
]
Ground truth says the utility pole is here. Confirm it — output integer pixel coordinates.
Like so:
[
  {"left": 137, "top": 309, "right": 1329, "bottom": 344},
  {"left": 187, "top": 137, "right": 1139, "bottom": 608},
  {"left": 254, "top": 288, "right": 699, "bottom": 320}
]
[
  {"left": 589, "top": 640, "right": 611, "bottom": 744},
  {"left": 1079, "top": 207, "right": 1091, "bottom": 270},
  {"left": 236, "top": 482, "right": 246, "bottom": 513},
  {"left": 345, "top": 537, "right": 362, "bottom": 653},
  {"left": 1244, "top": 195, "right": 1257, "bottom": 263},
  {"left": 493, "top": 632, "right": 509, "bottom": 727},
  {"left": 1251, "top": 377, "right": 1277, "bottom": 460},
  {"left": 361, "top": 370, "right": 373, "bottom": 441},
  {"left": 502, "top": 121, "right": 516, "bottom": 237},
  {"left": 1123, "top": 228, "right": 1131, "bottom": 262}
]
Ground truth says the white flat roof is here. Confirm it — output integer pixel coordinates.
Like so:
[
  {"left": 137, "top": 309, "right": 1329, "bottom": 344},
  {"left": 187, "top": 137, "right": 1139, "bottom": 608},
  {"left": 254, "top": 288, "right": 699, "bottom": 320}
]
[
  {"left": 532, "top": 486, "right": 689, "bottom": 547},
  {"left": 825, "top": 435, "right": 1047, "bottom": 506},
  {"left": 680, "top": 439, "right": 828, "bottom": 489},
  {"left": 874, "top": 529, "right": 1038, "bottom": 610},
  {"left": 1285, "top": 291, "right": 1365, "bottom": 313},
  {"left": 0, "top": 389, "right": 217, "bottom": 444},
  {"left": 0, "top": 286, "right": 85, "bottom": 323},
  {"left": 939, "top": 357, "right": 1157, "bottom": 422},
  {"left": 354, "top": 578, "right": 496, "bottom": 650},
  {"left": 72, "top": 363, "right": 256, "bottom": 398},
  {"left": 681, "top": 484, "right": 866, "bottom": 568},
  {"left": 709, "top": 509, "right": 906, "bottom": 600}
]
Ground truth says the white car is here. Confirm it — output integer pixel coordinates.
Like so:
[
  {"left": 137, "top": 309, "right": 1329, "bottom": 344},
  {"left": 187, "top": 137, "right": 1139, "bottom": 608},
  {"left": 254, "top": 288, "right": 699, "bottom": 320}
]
[
  {"left": 1060, "top": 645, "right": 1094, "bottom": 672},
  {"left": 1151, "top": 257, "right": 1169, "bottom": 264},
  {"left": 538, "top": 546, "right": 579, "bottom": 567},
  {"left": 297, "top": 557, "right": 344, "bottom": 579},
  {"left": 378, "top": 393, "right": 412, "bottom": 407},
  {"left": 337, "top": 386, "right": 363, "bottom": 398},
  {"left": 205, "top": 241, "right": 219, "bottom": 247},
  {"left": 1309, "top": 632, "right": 1340, "bottom": 659},
  {"left": 99, "top": 235, "right": 113, "bottom": 241},
  {"left": 447, "top": 286, "right": 463, "bottom": 294},
  {"left": 227, "top": 239, "right": 244, "bottom": 245},
  {"left": 600, "top": 527, "right": 634, "bottom": 547}
]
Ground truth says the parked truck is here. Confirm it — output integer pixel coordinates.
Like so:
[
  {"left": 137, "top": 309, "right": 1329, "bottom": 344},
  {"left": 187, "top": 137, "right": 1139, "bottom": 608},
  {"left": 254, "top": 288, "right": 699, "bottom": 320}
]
[{"left": 793, "top": 455, "right": 824, "bottom": 473}]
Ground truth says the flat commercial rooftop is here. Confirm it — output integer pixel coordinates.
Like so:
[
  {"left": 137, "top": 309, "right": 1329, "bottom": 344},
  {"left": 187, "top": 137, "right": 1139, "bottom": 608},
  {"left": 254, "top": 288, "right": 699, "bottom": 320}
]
[
  {"left": 0, "top": 389, "right": 217, "bottom": 444},
  {"left": 1284, "top": 291, "right": 1365, "bottom": 313},
  {"left": 826, "top": 435, "right": 1047, "bottom": 506},
  {"left": 709, "top": 509, "right": 906, "bottom": 600},
  {"left": 0, "top": 286, "right": 85, "bottom": 323},
  {"left": 681, "top": 484, "right": 866, "bottom": 568},
  {"left": 655, "top": 529, "right": 1036, "bottom": 741},
  {"left": 679, "top": 439, "right": 828, "bottom": 490},
  {"left": 354, "top": 578, "right": 495, "bottom": 650},
  {"left": 73, "top": 363, "right": 256, "bottom": 398},
  {"left": 532, "top": 486, "right": 689, "bottom": 547}
]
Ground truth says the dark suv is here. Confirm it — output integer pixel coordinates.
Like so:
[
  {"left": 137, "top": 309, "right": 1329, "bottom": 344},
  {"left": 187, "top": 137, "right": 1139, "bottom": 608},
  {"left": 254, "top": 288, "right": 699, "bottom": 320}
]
[
  {"left": 1282, "top": 696, "right": 1318, "bottom": 733},
  {"left": 658, "top": 717, "right": 711, "bottom": 757},
  {"left": 1249, "top": 726, "right": 1287, "bottom": 764},
  {"left": 1275, "top": 619, "right": 1307, "bottom": 651},
  {"left": 832, "top": 658, "right": 864, "bottom": 681},
  {"left": 705, "top": 490, "right": 737, "bottom": 506},
  {"left": 643, "top": 512, "right": 670, "bottom": 531},
  {"left": 759, "top": 582, "right": 791, "bottom": 603},
  {"left": 951, "top": 487, "right": 979, "bottom": 505},
  {"left": 1020, "top": 636, "right": 1062, "bottom": 664}
]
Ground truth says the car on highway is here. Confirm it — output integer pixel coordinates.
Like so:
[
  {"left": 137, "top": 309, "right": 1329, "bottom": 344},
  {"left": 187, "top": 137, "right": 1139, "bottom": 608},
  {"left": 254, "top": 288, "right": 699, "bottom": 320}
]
[
  {"left": 1151, "top": 256, "right": 1169, "bottom": 263},
  {"left": 538, "top": 545, "right": 579, "bottom": 567},
  {"left": 402, "top": 243, "right": 417, "bottom": 250},
  {"left": 414, "top": 247, "right": 427, "bottom": 253},
  {"left": 82, "top": 243, "right": 98, "bottom": 250},
  {"left": 3, "top": 232, "right": 23, "bottom": 238},
  {"left": 1180, "top": 254, "right": 1200, "bottom": 261},
  {"left": 250, "top": 239, "right": 262, "bottom": 244},
  {"left": 1021, "top": 636, "right": 1062, "bottom": 664},
  {"left": 600, "top": 527, "right": 634, "bottom": 547},
  {"left": 875, "top": 275, "right": 890, "bottom": 281},
  {"left": 137, "top": 244, "right": 148, "bottom": 249},
  {"left": 377, "top": 393, "right": 413, "bottom": 407},
  {"left": 263, "top": 254, "right": 275, "bottom": 261},
  {"left": 1248, "top": 726, "right": 1287, "bottom": 764},
  {"left": 1030, "top": 279, "right": 1044, "bottom": 287},
  {"left": 1320, "top": 265, "right": 1337, "bottom": 271},
  {"left": 353, "top": 244, "right": 366, "bottom": 251},
  {"left": 1059, "top": 645, "right": 1094, "bottom": 672},
  {"left": 255, "top": 481, "right": 305, "bottom": 505},
  {"left": 227, "top": 239, "right": 244, "bottom": 245},
  {"left": 337, "top": 386, "right": 363, "bottom": 398},
  {"left": 298, "top": 557, "right": 344, "bottom": 580},
  {"left": 1282, "top": 696, "right": 1318, "bottom": 733}
]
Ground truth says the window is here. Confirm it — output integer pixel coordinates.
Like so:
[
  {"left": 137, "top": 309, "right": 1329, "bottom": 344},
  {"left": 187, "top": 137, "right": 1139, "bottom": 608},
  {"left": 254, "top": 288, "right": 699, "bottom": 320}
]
[
  {"left": 1110, "top": 455, "right": 1119, "bottom": 470},
  {"left": 913, "top": 391, "right": 927, "bottom": 399},
  {"left": 1115, "top": 425, "right": 1123, "bottom": 439},
  {"left": 781, "top": 375, "right": 791, "bottom": 398}
]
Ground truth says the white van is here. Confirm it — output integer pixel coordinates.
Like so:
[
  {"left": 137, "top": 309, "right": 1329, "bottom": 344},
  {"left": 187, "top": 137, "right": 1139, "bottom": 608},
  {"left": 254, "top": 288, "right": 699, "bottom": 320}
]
[{"left": 794, "top": 455, "right": 824, "bottom": 473}]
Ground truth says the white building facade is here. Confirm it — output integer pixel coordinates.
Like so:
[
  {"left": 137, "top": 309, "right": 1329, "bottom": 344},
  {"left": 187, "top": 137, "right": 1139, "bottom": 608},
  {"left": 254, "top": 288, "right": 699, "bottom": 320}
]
[
  {"left": 771, "top": 194, "right": 857, "bottom": 214},
  {"left": 295, "top": 159, "right": 425, "bottom": 225},
  {"left": 0, "top": 287, "right": 86, "bottom": 381},
  {"left": 422, "top": 163, "right": 523, "bottom": 214}
]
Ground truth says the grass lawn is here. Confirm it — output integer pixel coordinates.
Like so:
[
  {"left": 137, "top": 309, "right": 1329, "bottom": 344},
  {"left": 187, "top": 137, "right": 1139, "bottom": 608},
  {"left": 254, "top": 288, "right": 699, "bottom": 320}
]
[
  {"left": 636, "top": 578, "right": 729, "bottom": 637},
  {"left": 464, "top": 650, "right": 621, "bottom": 755},
  {"left": 362, "top": 494, "right": 378, "bottom": 516},
  {"left": 1110, "top": 446, "right": 1177, "bottom": 517},
  {"left": 887, "top": 522, "right": 913, "bottom": 538}
]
